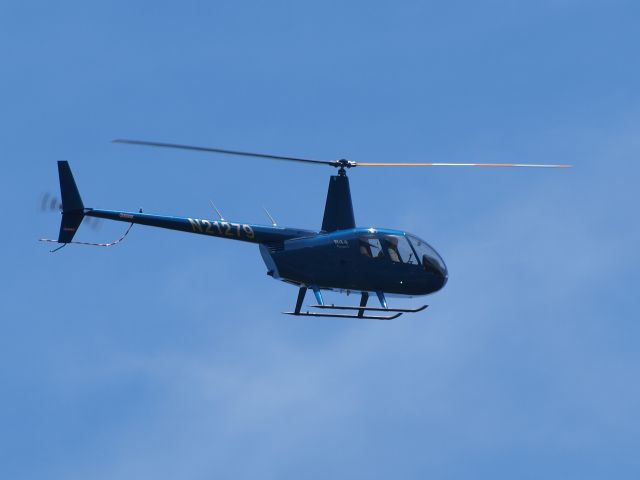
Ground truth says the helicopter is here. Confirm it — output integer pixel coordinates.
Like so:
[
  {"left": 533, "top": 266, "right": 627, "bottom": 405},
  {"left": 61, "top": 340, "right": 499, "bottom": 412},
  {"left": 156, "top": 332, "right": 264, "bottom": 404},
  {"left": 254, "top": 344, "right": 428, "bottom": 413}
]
[{"left": 41, "top": 140, "right": 571, "bottom": 320}]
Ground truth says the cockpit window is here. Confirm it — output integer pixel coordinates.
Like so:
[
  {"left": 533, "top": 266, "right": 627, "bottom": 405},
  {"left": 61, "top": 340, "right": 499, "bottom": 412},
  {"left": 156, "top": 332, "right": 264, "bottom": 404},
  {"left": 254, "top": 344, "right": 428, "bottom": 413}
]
[
  {"left": 382, "top": 235, "right": 418, "bottom": 264},
  {"left": 384, "top": 237, "right": 400, "bottom": 262},
  {"left": 407, "top": 235, "right": 446, "bottom": 274},
  {"left": 359, "top": 238, "right": 383, "bottom": 258}
]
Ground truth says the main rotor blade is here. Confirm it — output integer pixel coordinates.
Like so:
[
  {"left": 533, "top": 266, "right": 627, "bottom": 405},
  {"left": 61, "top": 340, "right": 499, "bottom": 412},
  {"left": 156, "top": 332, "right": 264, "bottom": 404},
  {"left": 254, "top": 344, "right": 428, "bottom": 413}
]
[
  {"left": 113, "top": 139, "right": 335, "bottom": 166},
  {"left": 113, "top": 139, "right": 572, "bottom": 169},
  {"left": 355, "top": 162, "right": 572, "bottom": 168}
]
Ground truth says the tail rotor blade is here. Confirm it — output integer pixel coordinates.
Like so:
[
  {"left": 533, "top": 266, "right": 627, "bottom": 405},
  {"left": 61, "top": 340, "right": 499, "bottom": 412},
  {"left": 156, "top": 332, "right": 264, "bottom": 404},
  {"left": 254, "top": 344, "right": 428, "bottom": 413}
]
[
  {"left": 40, "top": 192, "right": 63, "bottom": 212},
  {"left": 83, "top": 216, "right": 102, "bottom": 231},
  {"left": 41, "top": 192, "right": 50, "bottom": 211}
]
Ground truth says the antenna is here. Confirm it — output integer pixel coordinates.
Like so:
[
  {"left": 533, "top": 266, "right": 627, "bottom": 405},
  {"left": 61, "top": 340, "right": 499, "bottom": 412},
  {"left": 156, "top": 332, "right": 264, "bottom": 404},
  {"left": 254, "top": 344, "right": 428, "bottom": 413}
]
[
  {"left": 263, "top": 207, "right": 278, "bottom": 227},
  {"left": 209, "top": 200, "right": 225, "bottom": 221}
]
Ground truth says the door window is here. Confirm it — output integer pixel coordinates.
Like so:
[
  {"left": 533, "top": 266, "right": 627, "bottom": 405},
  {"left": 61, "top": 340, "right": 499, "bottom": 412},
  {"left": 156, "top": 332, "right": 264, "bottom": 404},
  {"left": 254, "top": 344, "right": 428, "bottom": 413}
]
[
  {"left": 382, "top": 235, "right": 417, "bottom": 264},
  {"left": 359, "top": 238, "right": 384, "bottom": 258}
]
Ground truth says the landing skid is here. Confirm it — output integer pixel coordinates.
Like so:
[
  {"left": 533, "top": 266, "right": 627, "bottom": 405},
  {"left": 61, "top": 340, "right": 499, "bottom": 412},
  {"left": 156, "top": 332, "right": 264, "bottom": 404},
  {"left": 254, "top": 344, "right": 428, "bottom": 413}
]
[
  {"left": 283, "top": 288, "right": 428, "bottom": 320},
  {"left": 284, "top": 310, "right": 401, "bottom": 320},
  {"left": 310, "top": 304, "right": 428, "bottom": 313}
]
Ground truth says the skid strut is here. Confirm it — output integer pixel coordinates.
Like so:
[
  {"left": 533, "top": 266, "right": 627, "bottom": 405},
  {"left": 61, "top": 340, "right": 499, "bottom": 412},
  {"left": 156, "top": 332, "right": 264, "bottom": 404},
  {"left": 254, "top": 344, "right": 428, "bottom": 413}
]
[
  {"left": 358, "top": 292, "right": 369, "bottom": 318},
  {"left": 294, "top": 287, "right": 307, "bottom": 315}
]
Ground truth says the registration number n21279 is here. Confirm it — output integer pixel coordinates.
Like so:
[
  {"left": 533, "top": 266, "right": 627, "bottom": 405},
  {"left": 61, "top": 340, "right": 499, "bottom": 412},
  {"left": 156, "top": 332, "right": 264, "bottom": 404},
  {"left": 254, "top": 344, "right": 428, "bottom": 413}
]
[{"left": 187, "top": 218, "right": 255, "bottom": 240}]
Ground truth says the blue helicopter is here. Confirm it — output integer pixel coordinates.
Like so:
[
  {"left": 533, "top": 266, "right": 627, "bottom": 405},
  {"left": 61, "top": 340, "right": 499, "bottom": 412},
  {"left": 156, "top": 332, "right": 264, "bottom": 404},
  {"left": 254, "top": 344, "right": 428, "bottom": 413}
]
[{"left": 41, "top": 140, "right": 570, "bottom": 320}]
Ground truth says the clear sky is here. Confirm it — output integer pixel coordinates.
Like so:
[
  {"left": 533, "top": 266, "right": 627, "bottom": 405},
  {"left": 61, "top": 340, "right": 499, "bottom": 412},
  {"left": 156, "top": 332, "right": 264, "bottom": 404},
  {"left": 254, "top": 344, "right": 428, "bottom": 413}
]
[{"left": 1, "top": 1, "right": 639, "bottom": 478}]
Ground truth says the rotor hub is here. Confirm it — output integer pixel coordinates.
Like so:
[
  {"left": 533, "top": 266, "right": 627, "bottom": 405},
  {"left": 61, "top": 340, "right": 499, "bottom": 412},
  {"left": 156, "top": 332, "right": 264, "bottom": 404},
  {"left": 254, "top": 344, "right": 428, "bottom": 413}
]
[{"left": 334, "top": 158, "right": 357, "bottom": 175}]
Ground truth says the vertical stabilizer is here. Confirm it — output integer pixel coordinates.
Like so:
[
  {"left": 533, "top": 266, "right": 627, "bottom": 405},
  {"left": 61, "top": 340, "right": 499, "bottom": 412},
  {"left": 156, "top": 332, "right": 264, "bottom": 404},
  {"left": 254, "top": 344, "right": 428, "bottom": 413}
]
[
  {"left": 58, "top": 161, "right": 84, "bottom": 212},
  {"left": 57, "top": 161, "right": 85, "bottom": 243}
]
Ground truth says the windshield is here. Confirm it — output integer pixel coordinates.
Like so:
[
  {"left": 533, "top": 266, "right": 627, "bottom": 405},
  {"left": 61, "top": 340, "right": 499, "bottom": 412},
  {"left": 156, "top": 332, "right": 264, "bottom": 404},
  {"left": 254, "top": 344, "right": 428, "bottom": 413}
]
[{"left": 407, "top": 235, "right": 447, "bottom": 274}]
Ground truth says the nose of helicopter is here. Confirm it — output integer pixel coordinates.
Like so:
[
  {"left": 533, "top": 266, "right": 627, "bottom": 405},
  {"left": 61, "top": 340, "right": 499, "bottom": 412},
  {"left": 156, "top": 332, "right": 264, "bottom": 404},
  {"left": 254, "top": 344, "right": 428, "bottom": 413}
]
[
  {"left": 434, "top": 264, "right": 448, "bottom": 291},
  {"left": 418, "top": 262, "right": 447, "bottom": 294},
  {"left": 426, "top": 255, "right": 448, "bottom": 293},
  {"left": 409, "top": 236, "right": 448, "bottom": 294},
  {"left": 440, "top": 267, "right": 448, "bottom": 289}
]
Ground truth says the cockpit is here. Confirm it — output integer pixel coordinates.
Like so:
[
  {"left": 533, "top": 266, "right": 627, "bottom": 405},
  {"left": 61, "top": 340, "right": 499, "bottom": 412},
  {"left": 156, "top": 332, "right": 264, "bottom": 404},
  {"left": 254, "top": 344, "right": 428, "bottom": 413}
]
[
  {"left": 359, "top": 233, "right": 447, "bottom": 277},
  {"left": 406, "top": 235, "right": 447, "bottom": 277}
]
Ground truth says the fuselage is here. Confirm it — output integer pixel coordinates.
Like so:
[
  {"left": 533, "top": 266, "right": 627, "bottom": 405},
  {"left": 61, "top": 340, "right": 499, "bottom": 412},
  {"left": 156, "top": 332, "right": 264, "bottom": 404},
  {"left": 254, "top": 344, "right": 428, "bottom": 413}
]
[
  {"left": 261, "top": 227, "right": 448, "bottom": 296},
  {"left": 85, "top": 209, "right": 447, "bottom": 297}
]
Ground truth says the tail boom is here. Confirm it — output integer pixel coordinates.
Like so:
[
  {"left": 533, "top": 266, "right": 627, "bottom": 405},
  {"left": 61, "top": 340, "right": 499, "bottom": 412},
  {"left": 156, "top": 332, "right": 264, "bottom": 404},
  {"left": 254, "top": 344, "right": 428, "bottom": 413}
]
[
  {"left": 46, "top": 161, "right": 316, "bottom": 248},
  {"left": 85, "top": 209, "right": 314, "bottom": 244}
]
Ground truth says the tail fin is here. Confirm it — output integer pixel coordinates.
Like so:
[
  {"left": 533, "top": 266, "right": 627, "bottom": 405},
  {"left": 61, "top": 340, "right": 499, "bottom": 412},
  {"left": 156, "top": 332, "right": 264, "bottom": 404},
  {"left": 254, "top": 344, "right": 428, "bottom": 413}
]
[{"left": 57, "top": 161, "right": 85, "bottom": 243}]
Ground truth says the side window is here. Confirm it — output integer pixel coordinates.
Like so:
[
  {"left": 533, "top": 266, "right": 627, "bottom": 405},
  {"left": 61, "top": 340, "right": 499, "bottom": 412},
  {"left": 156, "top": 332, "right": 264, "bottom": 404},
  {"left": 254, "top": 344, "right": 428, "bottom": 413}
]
[
  {"left": 359, "top": 238, "right": 383, "bottom": 258},
  {"left": 383, "top": 235, "right": 417, "bottom": 264},
  {"left": 382, "top": 236, "right": 401, "bottom": 262},
  {"left": 396, "top": 237, "right": 418, "bottom": 264}
]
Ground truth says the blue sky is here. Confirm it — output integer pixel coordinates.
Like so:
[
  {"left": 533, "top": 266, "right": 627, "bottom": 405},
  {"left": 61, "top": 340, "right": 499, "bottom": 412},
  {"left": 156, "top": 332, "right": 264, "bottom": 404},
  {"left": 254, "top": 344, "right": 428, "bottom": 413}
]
[{"left": 1, "top": 1, "right": 639, "bottom": 478}]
